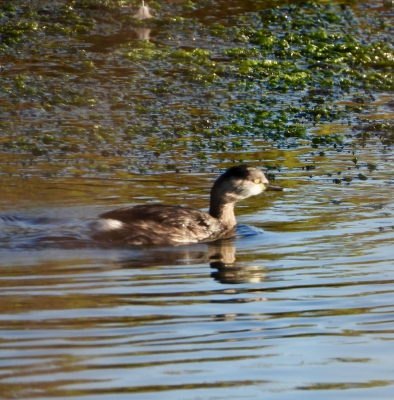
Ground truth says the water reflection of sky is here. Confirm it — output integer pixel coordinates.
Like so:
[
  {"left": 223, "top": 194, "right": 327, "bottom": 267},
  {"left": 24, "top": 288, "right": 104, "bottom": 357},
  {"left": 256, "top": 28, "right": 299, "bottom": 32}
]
[{"left": 1, "top": 147, "right": 393, "bottom": 397}]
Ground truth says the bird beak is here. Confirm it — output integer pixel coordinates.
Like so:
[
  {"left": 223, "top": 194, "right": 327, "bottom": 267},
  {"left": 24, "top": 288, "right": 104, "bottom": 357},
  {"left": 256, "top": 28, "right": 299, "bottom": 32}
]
[{"left": 265, "top": 183, "right": 284, "bottom": 191}]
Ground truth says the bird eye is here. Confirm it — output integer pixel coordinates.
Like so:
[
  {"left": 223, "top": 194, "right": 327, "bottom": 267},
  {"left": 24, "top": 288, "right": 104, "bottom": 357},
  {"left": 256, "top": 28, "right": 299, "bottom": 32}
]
[{"left": 254, "top": 179, "right": 260, "bottom": 184}]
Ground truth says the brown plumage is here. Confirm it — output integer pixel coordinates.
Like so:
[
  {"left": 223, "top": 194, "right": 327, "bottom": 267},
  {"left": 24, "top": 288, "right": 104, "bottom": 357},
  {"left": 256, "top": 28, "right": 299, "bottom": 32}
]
[{"left": 92, "top": 165, "right": 282, "bottom": 246}]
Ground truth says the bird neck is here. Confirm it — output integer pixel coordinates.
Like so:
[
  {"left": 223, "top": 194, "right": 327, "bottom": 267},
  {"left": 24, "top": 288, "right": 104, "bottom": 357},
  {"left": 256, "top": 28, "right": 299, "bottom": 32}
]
[{"left": 209, "top": 199, "right": 236, "bottom": 229}]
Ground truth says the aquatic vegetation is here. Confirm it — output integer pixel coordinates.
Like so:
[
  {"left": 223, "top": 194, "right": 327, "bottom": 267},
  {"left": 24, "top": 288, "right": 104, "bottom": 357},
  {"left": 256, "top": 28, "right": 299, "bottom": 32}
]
[
  {"left": 353, "top": 121, "right": 394, "bottom": 147},
  {"left": 0, "top": 1, "right": 393, "bottom": 178}
]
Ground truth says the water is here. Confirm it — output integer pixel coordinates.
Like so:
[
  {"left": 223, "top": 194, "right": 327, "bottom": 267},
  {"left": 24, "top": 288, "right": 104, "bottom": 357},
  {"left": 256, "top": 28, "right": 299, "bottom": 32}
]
[
  {"left": 1, "top": 153, "right": 394, "bottom": 399},
  {"left": 1, "top": 0, "right": 394, "bottom": 398}
]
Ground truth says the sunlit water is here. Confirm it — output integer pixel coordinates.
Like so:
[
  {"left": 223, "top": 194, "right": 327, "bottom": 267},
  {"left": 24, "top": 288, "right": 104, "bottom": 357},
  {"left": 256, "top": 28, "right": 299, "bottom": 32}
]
[
  {"left": 1, "top": 0, "right": 394, "bottom": 398},
  {"left": 1, "top": 142, "right": 394, "bottom": 399}
]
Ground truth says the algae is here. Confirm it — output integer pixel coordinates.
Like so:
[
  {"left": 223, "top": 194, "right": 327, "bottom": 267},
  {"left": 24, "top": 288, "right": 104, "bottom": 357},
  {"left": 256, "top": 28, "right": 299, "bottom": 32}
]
[{"left": 0, "top": 0, "right": 393, "bottom": 179}]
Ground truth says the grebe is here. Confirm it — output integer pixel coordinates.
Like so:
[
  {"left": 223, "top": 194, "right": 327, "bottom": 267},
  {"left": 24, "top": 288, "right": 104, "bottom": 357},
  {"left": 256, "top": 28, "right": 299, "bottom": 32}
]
[{"left": 92, "top": 165, "right": 282, "bottom": 246}]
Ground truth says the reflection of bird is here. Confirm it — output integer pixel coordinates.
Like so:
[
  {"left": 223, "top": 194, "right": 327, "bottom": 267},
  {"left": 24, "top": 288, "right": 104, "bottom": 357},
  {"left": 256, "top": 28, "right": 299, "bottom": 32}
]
[
  {"left": 92, "top": 165, "right": 283, "bottom": 246},
  {"left": 134, "top": 27, "right": 151, "bottom": 40},
  {"left": 134, "top": 1, "right": 153, "bottom": 20}
]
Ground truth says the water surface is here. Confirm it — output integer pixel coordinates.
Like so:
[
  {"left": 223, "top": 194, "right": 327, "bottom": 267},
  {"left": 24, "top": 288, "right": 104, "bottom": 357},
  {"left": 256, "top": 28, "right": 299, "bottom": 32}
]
[
  {"left": 1, "top": 0, "right": 394, "bottom": 399},
  {"left": 1, "top": 149, "right": 394, "bottom": 399}
]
